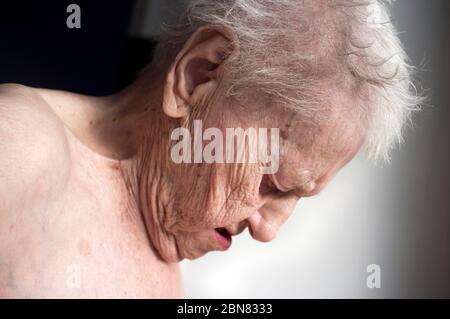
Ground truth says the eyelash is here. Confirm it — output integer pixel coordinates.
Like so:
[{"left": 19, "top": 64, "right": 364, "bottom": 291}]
[
  {"left": 259, "top": 175, "right": 281, "bottom": 195},
  {"left": 260, "top": 174, "right": 312, "bottom": 198}
]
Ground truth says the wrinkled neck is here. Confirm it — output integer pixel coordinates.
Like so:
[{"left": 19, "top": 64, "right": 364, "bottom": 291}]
[
  {"left": 113, "top": 77, "right": 181, "bottom": 262},
  {"left": 36, "top": 76, "right": 184, "bottom": 292}
]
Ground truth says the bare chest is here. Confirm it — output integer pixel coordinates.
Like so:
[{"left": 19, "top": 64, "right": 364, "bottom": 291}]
[{"left": 1, "top": 151, "right": 181, "bottom": 298}]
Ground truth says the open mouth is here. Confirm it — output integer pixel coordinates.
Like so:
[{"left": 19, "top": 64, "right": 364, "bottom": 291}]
[{"left": 214, "top": 227, "right": 232, "bottom": 250}]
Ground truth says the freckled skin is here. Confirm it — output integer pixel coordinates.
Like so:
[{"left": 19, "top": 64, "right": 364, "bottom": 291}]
[
  {"left": 78, "top": 238, "right": 92, "bottom": 257},
  {"left": 0, "top": 84, "right": 182, "bottom": 298},
  {"left": 0, "top": 26, "right": 366, "bottom": 297}
]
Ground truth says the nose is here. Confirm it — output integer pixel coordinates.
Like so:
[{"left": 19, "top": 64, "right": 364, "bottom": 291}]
[
  {"left": 247, "top": 212, "right": 277, "bottom": 242},
  {"left": 226, "top": 220, "right": 248, "bottom": 236},
  {"left": 247, "top": 192, "right": 299, "bottom": 242}
]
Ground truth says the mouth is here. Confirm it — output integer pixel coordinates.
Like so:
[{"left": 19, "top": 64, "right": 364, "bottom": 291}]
[{"left": 214, "top": 227, "right": 232, "bottom": 250}]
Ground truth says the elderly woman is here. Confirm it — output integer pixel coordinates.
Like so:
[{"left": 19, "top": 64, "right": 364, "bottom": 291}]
[{"left": 0, "top": 0, "right": 419, "bottom": 298}]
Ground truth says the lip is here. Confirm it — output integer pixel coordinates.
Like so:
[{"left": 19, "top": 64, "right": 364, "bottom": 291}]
[{"left": 214, "top": 228, "right": 232, "bottom": 250}]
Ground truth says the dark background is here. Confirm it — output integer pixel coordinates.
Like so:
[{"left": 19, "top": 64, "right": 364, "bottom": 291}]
[{"left": 0, "top": 1, "right": 155, "bottom": 95}]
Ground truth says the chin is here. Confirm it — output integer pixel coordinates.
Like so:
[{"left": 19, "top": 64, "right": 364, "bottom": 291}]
[
  {"left": 155, "top": 237, "right": 207, "bottom": 262},
  {"left": 168, "top": 228, "right": 233, "bottom": 261}
]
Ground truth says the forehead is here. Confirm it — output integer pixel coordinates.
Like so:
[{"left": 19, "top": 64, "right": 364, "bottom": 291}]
[{"left": 276, "top": 84, "right": 365, "bottom": 176}]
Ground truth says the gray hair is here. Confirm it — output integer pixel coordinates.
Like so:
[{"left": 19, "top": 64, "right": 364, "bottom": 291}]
[{"left": 148, "top": 0, "right": 422, "bottom": 163}]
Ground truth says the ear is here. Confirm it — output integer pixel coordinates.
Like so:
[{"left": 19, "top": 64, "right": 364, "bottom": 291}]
[{"left": 162, "top": 25, "right": 239, "bottom": 118}]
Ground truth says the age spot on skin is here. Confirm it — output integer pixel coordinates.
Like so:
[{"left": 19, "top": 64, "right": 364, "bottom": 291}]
[
  {"left": 78, "top": 238, "right": 92, "bottom": 257},
  {"left": 280, "top": 128, "right": 289, "bottom": 140},
  {"left": 109, "top": 162, "right": 120, "bottom": 170}
]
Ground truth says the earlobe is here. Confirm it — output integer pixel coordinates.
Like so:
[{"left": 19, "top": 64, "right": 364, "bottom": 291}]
[{"left": 162, "top": 25, "right": 239, "bottom": 119}]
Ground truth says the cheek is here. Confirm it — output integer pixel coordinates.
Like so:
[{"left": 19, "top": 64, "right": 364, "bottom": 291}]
[
  {"left": 172, "top": 162, "right": 262, "bottom": 231},
  {"left": 277, "top": 145, "right": 304, "bottom": 178},
  {"left": 215, "top": 162, "right": 263, "bottom": 224}
]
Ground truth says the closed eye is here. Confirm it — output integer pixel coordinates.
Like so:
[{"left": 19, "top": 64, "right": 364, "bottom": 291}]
[{"left": 259, "top": 174, "right": 281, "bottom": 196}]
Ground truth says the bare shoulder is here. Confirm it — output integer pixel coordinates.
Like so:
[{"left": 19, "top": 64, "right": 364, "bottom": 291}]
[{"left": 0, "top": 84, "right": 71, "bottom": 214}]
